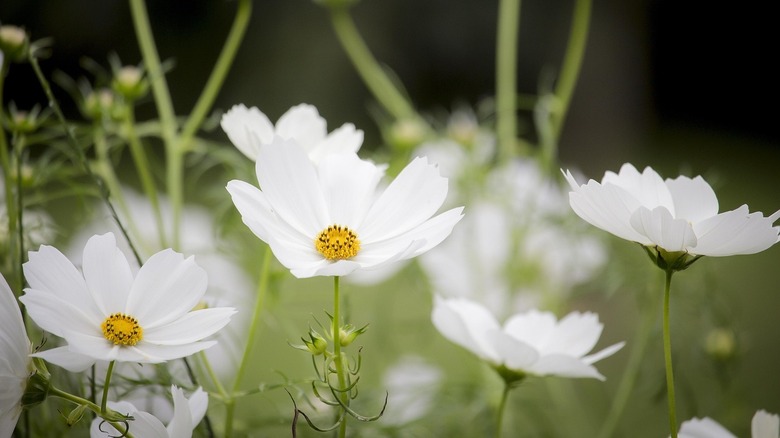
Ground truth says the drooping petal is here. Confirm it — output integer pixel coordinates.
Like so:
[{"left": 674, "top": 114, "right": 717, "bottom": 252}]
[
  {"left": 360, "top": 156, "right": 449, "bottom": 242},
  {"left": 82, "top": 233, "right": 134, "bottom": 314},
  {"left": 665, "top": 175, "right": 719, "bottom": 223},
  {"left": 316, "top": 152, "right": 383, "bottom": 227},
  {"left": 692, "top": 206, "right": 780, "bottom": 256},
  {"left": 752, "top": 410, "right": 780, "bottom": 438},
  {"left": 581, "top": 341, "right": 625, "bottom": 365},
  {"left": 629, "top": 206, "right": 697, "bottom": 252},
  {"left": 431, "top": 297, "right": 501, "bottom": 363},
  {"left": 275, "top": 103, "right": 327, "bottom": 152},
  {"left": 143, "top": 308, "right": 235, "bottom": 345},
  {"left": 220, "top": 104, "right": 274, "bottom": 161},
  {"left": 127, "top": 251, "right": 207, "bottom": 328},
  {"left": 677, "top": 417, "right": 736, "bottom": 438},
  {"left": 255, "top": 138, "right": 329, "bottom": 237},
  {"left": 166, "top": 386, "right": 194, "bottom": 438},
  {"left": 30, "top": 346, "right": 96, "bottom": 373},
  {"left": 527, "top": 354, "right": 606, "bottom": 380},
  {"left": 23, "top": 245, "right": 103, "bottom": 322},
  {"left": 309, "top": 123, "right": 364, "bottom": 163}
]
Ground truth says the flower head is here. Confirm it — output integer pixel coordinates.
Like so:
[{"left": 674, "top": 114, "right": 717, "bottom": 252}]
[
  {"left": 227, "top": 137, "right": 463, "bottom": 278},
  {"left": 431, "top": 297, "right": 623, "bottom": 381},
  {"left": 564, "top": 164, "right": 780, "bottom": 260},
  {"left": 221, "top": 103, "right": 363, "bottom": 163},
  {"left": 20, "top": 232, "right": 236, "bottom": 372},
  {"left": 0, "top": 274, "right": 32, "bottom": 438},
  {"left": 90, "top": 385, "right": 208, "bottom": 438},
  {"left": 675, "top": 410, "right": 779, "bottom": 438}
]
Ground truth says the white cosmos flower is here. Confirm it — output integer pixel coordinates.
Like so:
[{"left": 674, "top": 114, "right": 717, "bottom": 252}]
[
  {"left": 676, "top": 410, "right": 779, "bottom": 438},
  {"left": 0, "top": 274, "right": 32, "bottom": 438},
  {"left": 20, "top": 232, "right": 236, "bottom": 372},
  {"left": 90, "top": 386, "right": 208, "bottom": 438},
  {"left": 227, "top": 137, "right": 464, "bottom": 278},
  {"left": 563, "top": 163, "right": 780, "bottom": 257},
  {"left": 431, "top": 297, "right": 624, "bottom": 380},
  {"left": 221, "top": 103, "right": 363, "bottom": 163}
]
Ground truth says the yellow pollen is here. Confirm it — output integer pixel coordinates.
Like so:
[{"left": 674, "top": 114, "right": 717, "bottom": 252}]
[
  {"left": 315, "top": 224, "right": 361, "bottom": 260},
  {"left": 101, "top": 313, "right": 143, "bottom": 346}
]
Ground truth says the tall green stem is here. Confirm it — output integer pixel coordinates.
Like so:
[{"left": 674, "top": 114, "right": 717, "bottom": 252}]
[
  {"left": 329, "top": 7, "right": 421, "bottom": 124},
  {"left": 179, "top": 0, "right": 252, "bottom": 149},
  {"left": 663, "top": 269, "right": 678, "bottom": 438},
  {"left": 495, "top": 0, "right": 521, "bottom": 163},
  {"left": 224, "top": 246, "right": 271, "bottom": 438},
  {"left": 495, "top": 383, "right": 512, "bottom": 438},
  {"left": 49, "top": 385, "right": 134, "bottom": 438},
  {"left": 101, "top": 361, "right": 116, "bottom": 414},
  {"left": 332, "top": 276, "right": 349, "bottom": 438}
]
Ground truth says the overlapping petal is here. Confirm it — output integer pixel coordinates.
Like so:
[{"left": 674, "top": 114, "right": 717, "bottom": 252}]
[
  {"left": 0, "top": 274, "right": 31, "bottom": 438},
  {"left": 432, "top": 297, "right": 622, "bottom": 381},
  {"left": 21, "top": 233, "right": 235, "bottom": 368},
  {"left": 564, "top": 163, "right": 780, "bottom": 257}
]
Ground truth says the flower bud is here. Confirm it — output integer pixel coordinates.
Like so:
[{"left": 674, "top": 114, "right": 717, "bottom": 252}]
[
  {"left": 112, "top": 66, "right": 149, "bottom": 101},
  {"left": 65, "top": 404, "right": 88, "bottom": 426},
  {"left": 21, "top": 372, "right": 50, "bottom": 408},
  {"left": 386, "top": 118, "right": 428, "bottom": 152},
  {"left": 705, "top": 328, "right": 737, "bottom": 361},
  {"left": 338, "top": 323, "right": 368, "bottom": 347},
  {"left": 0, "top": 25, "right": 29, "bottom": 63},
  {"left": 83, "top": 88, "right": 116, "bottom": 120},
  {"left": 6, "top": 104, "right": 46, "bottom": 134}
]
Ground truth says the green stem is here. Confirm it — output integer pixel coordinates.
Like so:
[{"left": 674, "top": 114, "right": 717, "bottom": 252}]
[
  {"left": 101, "top": 361, "right": 115, "bottom": 414},
  {"left": 13, "top": 135, "right": 25, "bottom": 300},
  {"left": 0, "top": 61, "right": 22, "bottom": 299},
  {"left": 225, "top": 246, "right": 271, "bottom": 437},
  {"left": 663, "top": 269, "right": 678, "bottom": 438},
  {"left": 179, "top": 0, "right": 252, "bottom": 150},
  {"left": 122, "top": 107, "right": 167, "bottom": 247},
  {"left": 495, "top": 0, "right": 521, "bottom": 163},
  {"left": 332, "top": 276, "right": 349, "bottom": 438},
  {"left": 49, "top": 385, "right": 134, "bottom": 438},
  {"left": 495, "top": 383, "right": 512, "bottom": 438},
  {"left": 328, "top": 7, "right": 421, "bottom": 123}
]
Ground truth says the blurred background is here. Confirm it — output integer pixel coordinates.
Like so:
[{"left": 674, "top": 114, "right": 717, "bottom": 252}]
[{"left": 2, "top": 0, "right": 778, "bottom": 437}]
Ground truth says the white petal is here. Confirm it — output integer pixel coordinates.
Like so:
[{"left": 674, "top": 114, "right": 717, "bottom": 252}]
[
  {"left": 752, "top": 410, "right": 780, "bottom": 438},
  {"left": 316, "top": 152, "right": 383, "bottom": 227},
  {"left": 677, "top": 417, "right": 736, "bottom": 438},
  {"left": 543, "top": 311, "right": 603, "bottom": 358},
  {"left": 0, "top": 275, "right": 30, "bottom": 377},
  {"left": 129, "top": 341, "right": 217, "bottom": 363},
  {"left": 629, "top": 206, "right": 697, "bottom": 252},
  {"left": 665, "top": 175, "right": 719, "bottom": 222},
  {"left": 20, "top": 290, "right": 99, "bottom": 338},
  {"left": 127, "top": 250, "right": 207, "bottom": 328},
  {"left": 309, "top": 123, "right": 364, "bottom": 163},
  {"left": 360, "top": 156, "right": 449, "bottom": 242},
  {"left": 602, "top": 164, "right": 676, "bottom": 213},
  {"left": 487, "top": 329, "right": 540, "bottom": 371},
  {"left": 82, "top": 233, "right": 134, "bottom": 314},
  {"left": 275, "top": 103, "right": 327, "bottom": 152},
  {"left": 581, "top": 341, "right": 625, "bottom": 365},
  {"left": 31, "top": 346, "right": 96, "bottom": 372},
  {"left": 528, "top": 354, "right": 606, "bottom": 380},
  {"left": 297, "top": 260, "right": 363, "bottom": 278},
  {"left": 23, "top": 244, "right": 103, "bottom": 322},
  {"left": 166, "top": 386, "right": 194, "bottom": 438},
  {"left": 431, "top": 297, "right": 501, "bottom": 363},
  {"left": 255, "top": 137, "right": 329, "bottom": 237},
  {"left": 0, "top": 397, "right": 22, "bottom": 438},
  {"left": 220, "top": 104, "right": 274, "bottom": 160},
  {"left": 502, "top": 310, "right": 558, "bottom": 351},
  {"left": 143, "top": 308, "right": 235, "bottom": 345},
  {"left": 692, "top": 206, "right": 780, "bottom": 256},
  {"left": 187, "top": 388, "right": 209, "bottom": 428}
]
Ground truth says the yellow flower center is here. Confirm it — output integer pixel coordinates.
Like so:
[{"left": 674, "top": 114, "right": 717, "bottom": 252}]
[
  {"left": 315, "top": 225, "right": 361, "bottom": 260},
  {"left": 101, "top": 313, "right": 143, "bottom": 346}
]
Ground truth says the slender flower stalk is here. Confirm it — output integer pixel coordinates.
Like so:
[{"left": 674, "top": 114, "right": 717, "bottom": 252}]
[
  {"left": 100, "top": 361, "right": 115, "bottom": 414},
  {"left": 495, "top": 382, "right": 512, "bottom": 438},
  {"left": 663, "top": 269, "right": 678, "bottom": 438},
  {"left": 495, "top": 0, "right": 521, "bottom": 163},
  {"left": 332, "top": 276, "right": 349, "bottom": 438}
]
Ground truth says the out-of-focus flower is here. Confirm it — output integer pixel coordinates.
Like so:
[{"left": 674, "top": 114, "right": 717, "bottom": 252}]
[
  {"left": 221, "top": 103, "right": 363, "bottom": 164},
  {"left": 381, "top": 356, "right": 441, "bottom": 426},
  {"left": 0, "top": 25, "right": 28, "bottom": 63},
  {"left": 20, "top": 232, "right": 235, "bottom": 371},
  {"left": 90, "top": 386, "right": 208, "bottom": 438},
  {"left": 563, "top": 163, "right": 780, "bottom": 266},
  {"left": 227, "top": 137, "right": 463, "bottom": 278},
  {"left": 0, "top": 274, "right": 32, "bottom": 438},
  {"left": 675, "top": 410, "right": 779, "bottom": 438},
  {"left": 431, "top": 296, "right": 623, "bottom": 382}
]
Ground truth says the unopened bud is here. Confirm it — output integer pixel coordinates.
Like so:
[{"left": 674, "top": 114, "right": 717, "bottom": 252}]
[
  {"left": 338, "top": 323, "right": 368, "bottom": 347},
  {"left": 705, "top": 328, "right": 736, "bottom": 361},
  {"left": 387, "top": 118, "right": 428, "bottom": 152},
  {"left": 113, "top": 66, "right": 148, "bottom": 101},
  {"left": 0, "top": 25, "right": 29, "bottom": 62}
]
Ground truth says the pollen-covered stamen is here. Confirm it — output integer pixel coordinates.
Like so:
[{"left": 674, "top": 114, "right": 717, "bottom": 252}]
[
  {"left": 315, "top": 224, "right": 361, "bottom": 260},
  {"left": 101, "top": 313, "right": 143, "bottom": 346}
]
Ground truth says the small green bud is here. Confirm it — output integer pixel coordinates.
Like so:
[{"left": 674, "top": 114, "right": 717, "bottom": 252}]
[
  {"left": 6, "top": 104, "right": 47, "bottom": 134},
  {"left": 65, "top": 404, "right": 89, "bottom": 426},
  {"left": 338, "top": 323, "right": 368, "bottom": 347},
  {"left": 112, "top": 66, "right": 149, "bottom": 101},
  {"left": 0, "top": 25, "right": 29, "bottom": 63},
  {"left": 705, "top": 328, "right": 737, "bottom": 361},
  {"left": 21, "top": 372, "right": 50, "bottom": 408},
  {"left": 386, "top": 118, "right": 428, "bottom": 152},
  {"left": 291, "top": 329, "right": 329, "bottom": 355},
  {"left": 83, "top": 88, "right": 116, "bottom": 120}
]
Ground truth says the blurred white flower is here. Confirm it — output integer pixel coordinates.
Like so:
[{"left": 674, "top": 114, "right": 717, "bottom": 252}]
[
  {"left": 227, "top": 137, "right": 463, "bottom": 278},
  {"left": 90, "top": 385, "right": 208, "bottom": 438},
  {"left": 431, "top": 296, "right": 623, "bottom": 381},
  {"left": 564, "top": 163, "right": 780, "bottom": 257},
  {"left": 676, "top": 410, "right": 779, "bottom": 438},
  {"left": 0, "top": 273, "right": 32, "bottom": 438},
  {"left": 381, "top": 356, "right": 442, "bottom": 426},
  {"left": 21, "top": 232, "right": 235, "bottom": 371},
  {"left": 221, "top": 103, "right": 363, "bottom": 163}
]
